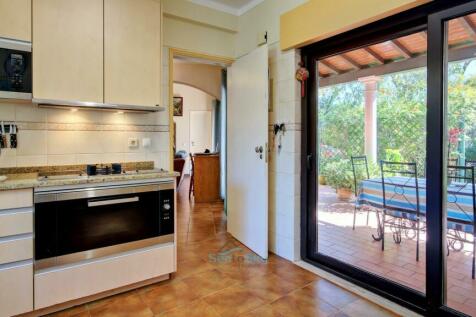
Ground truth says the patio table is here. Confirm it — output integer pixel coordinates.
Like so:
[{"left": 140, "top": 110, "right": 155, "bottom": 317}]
[{"left": 356, "top": 176, "right": 475, "bottom": 233}]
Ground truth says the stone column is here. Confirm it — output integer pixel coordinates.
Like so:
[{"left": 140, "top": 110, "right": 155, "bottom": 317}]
[{"left": 358, "top": 76, "right": 381, "bottom": 163}]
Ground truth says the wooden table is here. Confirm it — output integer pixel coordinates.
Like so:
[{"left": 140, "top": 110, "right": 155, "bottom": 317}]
[{"left": 193, "top": 154, "right": 221, "bottom": 203}]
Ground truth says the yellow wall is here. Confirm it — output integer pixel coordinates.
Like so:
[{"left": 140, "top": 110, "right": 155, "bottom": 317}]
[
  {"left": 173, "top": 62, "right": 223, "bottom": 100},
  {"left": 280, "top": 0, "right": 431, "bottom": 50},
  {"left": 162, "top": 0, "right": 236, "bottom": 58},
  {"left": 163, "top": 0, "right": 237, "bottom": 32}
]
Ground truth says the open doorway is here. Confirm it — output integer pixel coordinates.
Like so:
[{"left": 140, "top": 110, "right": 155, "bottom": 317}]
[{"left": 169, "top": 50, "right": 231, "bottom": 207}]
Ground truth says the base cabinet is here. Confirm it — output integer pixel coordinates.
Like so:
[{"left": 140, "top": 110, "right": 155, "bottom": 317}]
[
  {"left": 0, "top": 262, "right": 33, "bottom": 317},
  {"left": 35, "top": 244, "right": 174, "bottom": 309}
]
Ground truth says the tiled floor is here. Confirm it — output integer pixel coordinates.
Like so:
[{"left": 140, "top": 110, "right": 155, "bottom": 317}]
[
  {"left": 318, "top": 185, "right": 476, "bottom": 316},
  {"left": 48, "top": 177, "right": 399, "bottom": 317}
]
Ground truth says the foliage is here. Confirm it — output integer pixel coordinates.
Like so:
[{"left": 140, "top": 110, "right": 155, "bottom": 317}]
[
  {"left": 317, "top": 58, "right": 476, "bottom": 175},
  {"left": 325, "top": 160, "right": 354, "bottom": 190}
]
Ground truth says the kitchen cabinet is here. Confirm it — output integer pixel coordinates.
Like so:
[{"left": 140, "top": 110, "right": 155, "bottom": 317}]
[
  {"left": 32, "top": 0, "right": 104, "bottom": 102},
  {"left": 0, "top": 262, "right": 34, "bottom": 317},
  {"left": 104, "top": 0, "right": 161, "bottom": 108},
  {"left": 0, "top": 188, "right": 33, "bottom": 317},
  {"left": 0, "top": 0, "right": 31, "bottom": 41}
]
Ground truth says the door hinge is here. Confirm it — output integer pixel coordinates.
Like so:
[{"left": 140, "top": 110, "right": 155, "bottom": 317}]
[{"left": 307, "top": 154, "right": 313, "bottom": 170}]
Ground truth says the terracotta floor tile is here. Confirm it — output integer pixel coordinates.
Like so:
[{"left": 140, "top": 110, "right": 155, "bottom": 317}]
[
  {"left": 49, "top": 304, "right": 88, "bottom": 317},
  {"left": 89, "top": 293, "right": 153, "bottom": 317},
  {"left": 203, "top": 285, "right": 266, "bottom": 317},
  {"left": 269, "top": 287, "right": 339, "bottom": 317},
  {"left": 173, "top": 257, "right": 215, "bottom": 279},
  {"left": 241, "top": 273, "right": 302, "bottom": 302},
  {"left": 140, "top": 280, "right": 199, "bottom": 314},
  {"left": 157, "top": 299, "right": 220, "bottom": 317},
  {"left": 339, "top": 299, "right": 399, "bottom": 317},
  {"left": 307, "top": 279, "right": 360, "bottom": 309},
  {"left": 268, "top": 260, "right": 319, "bottom": 286},
  {"left": 181, "top": 269, "right": 240, "bottom": 297},
  {"left": 239, "top": 304, "right": 284, "bottom": 317}
]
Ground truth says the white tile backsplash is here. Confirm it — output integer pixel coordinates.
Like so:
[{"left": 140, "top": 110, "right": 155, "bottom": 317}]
[
  {"left": 267, "top": 45, "right": 301, "bottom": 261},
  {"left": 0, "top": 103, "right": 170, "bottom": 168},
  {"left": 16, "top": 155, "right": 47, "bottom": 167},
  {"left": 17, "top": 130, "right": 47, "bottom": 156}
]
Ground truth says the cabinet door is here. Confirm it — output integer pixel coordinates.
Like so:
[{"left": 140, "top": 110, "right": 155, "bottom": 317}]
[
  {"left": 33, "top": 0, "right": 103, "bottom": 102},
  {"left": 0, "top": 262, "right": 33, "bottom": 317},
  {"left": 0, "top": 0, "right": 31, "bottom": 41},
  {"left": 104, "top": 0, "right": 161, "bottom": 107}
]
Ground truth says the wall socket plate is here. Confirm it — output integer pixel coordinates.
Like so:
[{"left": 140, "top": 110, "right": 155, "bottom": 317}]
[{"left": 128, "top": 138, "right": 139, "bottom": 148}]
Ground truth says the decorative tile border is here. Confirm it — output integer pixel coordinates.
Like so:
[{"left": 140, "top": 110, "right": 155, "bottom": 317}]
[
  {"left": 0, "top": 161, "right": 155, "bottom": 175},
  {"left": 15, "top": 121, "right": 170, "bottom": 132}
]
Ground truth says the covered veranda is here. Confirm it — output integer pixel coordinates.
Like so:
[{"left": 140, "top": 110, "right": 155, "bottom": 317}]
[{"left": 316, "top": 13, "right": 476, "bottom": 316}]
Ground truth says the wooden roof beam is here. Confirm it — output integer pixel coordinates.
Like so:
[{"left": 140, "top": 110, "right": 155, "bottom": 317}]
[
  {"left": 319, "top": 60, "right": 341, "bottom": 74},
  {"left": 340, "top": 54, "right": 362, "bottom": 69},
  {"left": 390, "top": 39, "right": 412, "bottom": 59},
  {"left": 459, "top": 16, "right": 476, "bottom": 42},
  {"left": 364, "top": 47, "right": 385, "bottom": 65}
]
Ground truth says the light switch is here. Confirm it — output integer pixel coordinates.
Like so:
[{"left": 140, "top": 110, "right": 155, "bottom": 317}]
[{"left": 142, "top": 138, "right": 151, "bottom": 148}]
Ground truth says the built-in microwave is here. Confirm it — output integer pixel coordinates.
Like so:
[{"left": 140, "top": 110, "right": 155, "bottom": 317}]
[
  {"left": 34, "top": 181, "right": 175, "bottom": 270},
  {"left": 0, "top": 38, "right": 32, "bottom": 99}
]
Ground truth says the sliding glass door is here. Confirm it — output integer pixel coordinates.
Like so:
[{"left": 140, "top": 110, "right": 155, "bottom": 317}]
[
  {"left": 315, "top": 30, "right": 427, "bottom": 293},
  {"left": 302, "top": 1, "right": 476, "bottom": 315}
]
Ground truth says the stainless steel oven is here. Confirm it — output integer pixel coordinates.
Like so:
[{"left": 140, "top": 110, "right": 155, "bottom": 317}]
[
  {"left": 0, "top": 38, "right": 32, "bottom": 99},
  {"left": 34, "top": 181, "right": 174, "bottom": 270}
]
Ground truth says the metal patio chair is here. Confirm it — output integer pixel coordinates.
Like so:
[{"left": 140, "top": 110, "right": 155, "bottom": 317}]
[
  {"left": 374, "top": 161, "right": 422, "bottom": 261},
  {"left": 447, "top": 165, "right": 476, "bottom": 279},
  {"left": 351, "top": 155, "right": 371, "bottom": 230}
]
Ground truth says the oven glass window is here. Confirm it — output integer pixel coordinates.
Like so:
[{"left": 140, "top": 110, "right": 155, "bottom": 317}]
[{"left": 35, "top": 191, "right": 161, "bottom": 260}]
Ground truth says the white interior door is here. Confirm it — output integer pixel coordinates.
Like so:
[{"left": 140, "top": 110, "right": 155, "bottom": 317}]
[
  {"left": 190, "top": 110, "right": 212, "bottom": 154},
  {"left": 227, "top": 45, "right": 268, "bottom": 259}
]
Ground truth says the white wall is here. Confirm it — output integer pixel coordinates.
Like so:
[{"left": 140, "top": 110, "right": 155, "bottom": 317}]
[
  {"left": 173, "top": 83, "right": 215, "bottom": 173},
  {"left": 232, "top": 1, "right": 304, "bottom": 261}
]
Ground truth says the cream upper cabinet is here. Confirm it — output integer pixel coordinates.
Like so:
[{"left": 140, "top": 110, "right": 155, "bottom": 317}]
[
  {"left": 0, "top": 0, "right": 31, "bottom": 41},
  {"left": 104, "top": 0, "right": 161, "bottom": 108},
  {"left": 33, "top": 0, "right": 104, "bottom": 102}
]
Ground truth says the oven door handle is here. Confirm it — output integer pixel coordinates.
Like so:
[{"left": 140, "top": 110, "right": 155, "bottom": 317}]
[{"left": 87, "top": 196, "right": 139, "bottom": 207}]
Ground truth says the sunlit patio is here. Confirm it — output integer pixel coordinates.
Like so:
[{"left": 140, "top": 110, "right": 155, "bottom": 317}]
[{"left": 318, "top": 185, "right": 476, "bottom": 315}]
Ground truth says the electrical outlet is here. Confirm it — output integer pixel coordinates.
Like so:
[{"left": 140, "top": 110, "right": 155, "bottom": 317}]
[{"left": 128, "top": 138, "right": 139, "bottom": 148}]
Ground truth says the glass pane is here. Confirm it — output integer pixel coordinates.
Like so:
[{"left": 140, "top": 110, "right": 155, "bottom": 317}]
[
  {"left": 445, "top": 12, "right": 476, "bottom": 316},
  {"left": 316, "top": 30, "right": 427, "bottom": 293}
]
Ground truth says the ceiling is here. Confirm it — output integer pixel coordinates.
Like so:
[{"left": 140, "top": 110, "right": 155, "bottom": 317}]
[{"left": 189, "top": 0, "right": 264, "bottom": 16}]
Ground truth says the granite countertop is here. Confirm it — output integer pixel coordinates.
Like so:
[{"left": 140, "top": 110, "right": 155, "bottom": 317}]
[{"left": 0, "top": 171, "right": 180, "bottom": 191}]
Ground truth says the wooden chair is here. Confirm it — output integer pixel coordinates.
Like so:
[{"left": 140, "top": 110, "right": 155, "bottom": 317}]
[{"left": 189, "top": 153, "right": 195, "bottom": 199}]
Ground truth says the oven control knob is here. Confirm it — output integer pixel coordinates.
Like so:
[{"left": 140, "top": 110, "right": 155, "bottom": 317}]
[{"left": 163, "top": 203, "right": 171, "bottom": 211}]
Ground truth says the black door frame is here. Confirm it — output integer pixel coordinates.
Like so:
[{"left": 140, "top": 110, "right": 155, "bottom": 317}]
[{"left": 300, "top": 1, "right": 476, "bottom": 316}]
